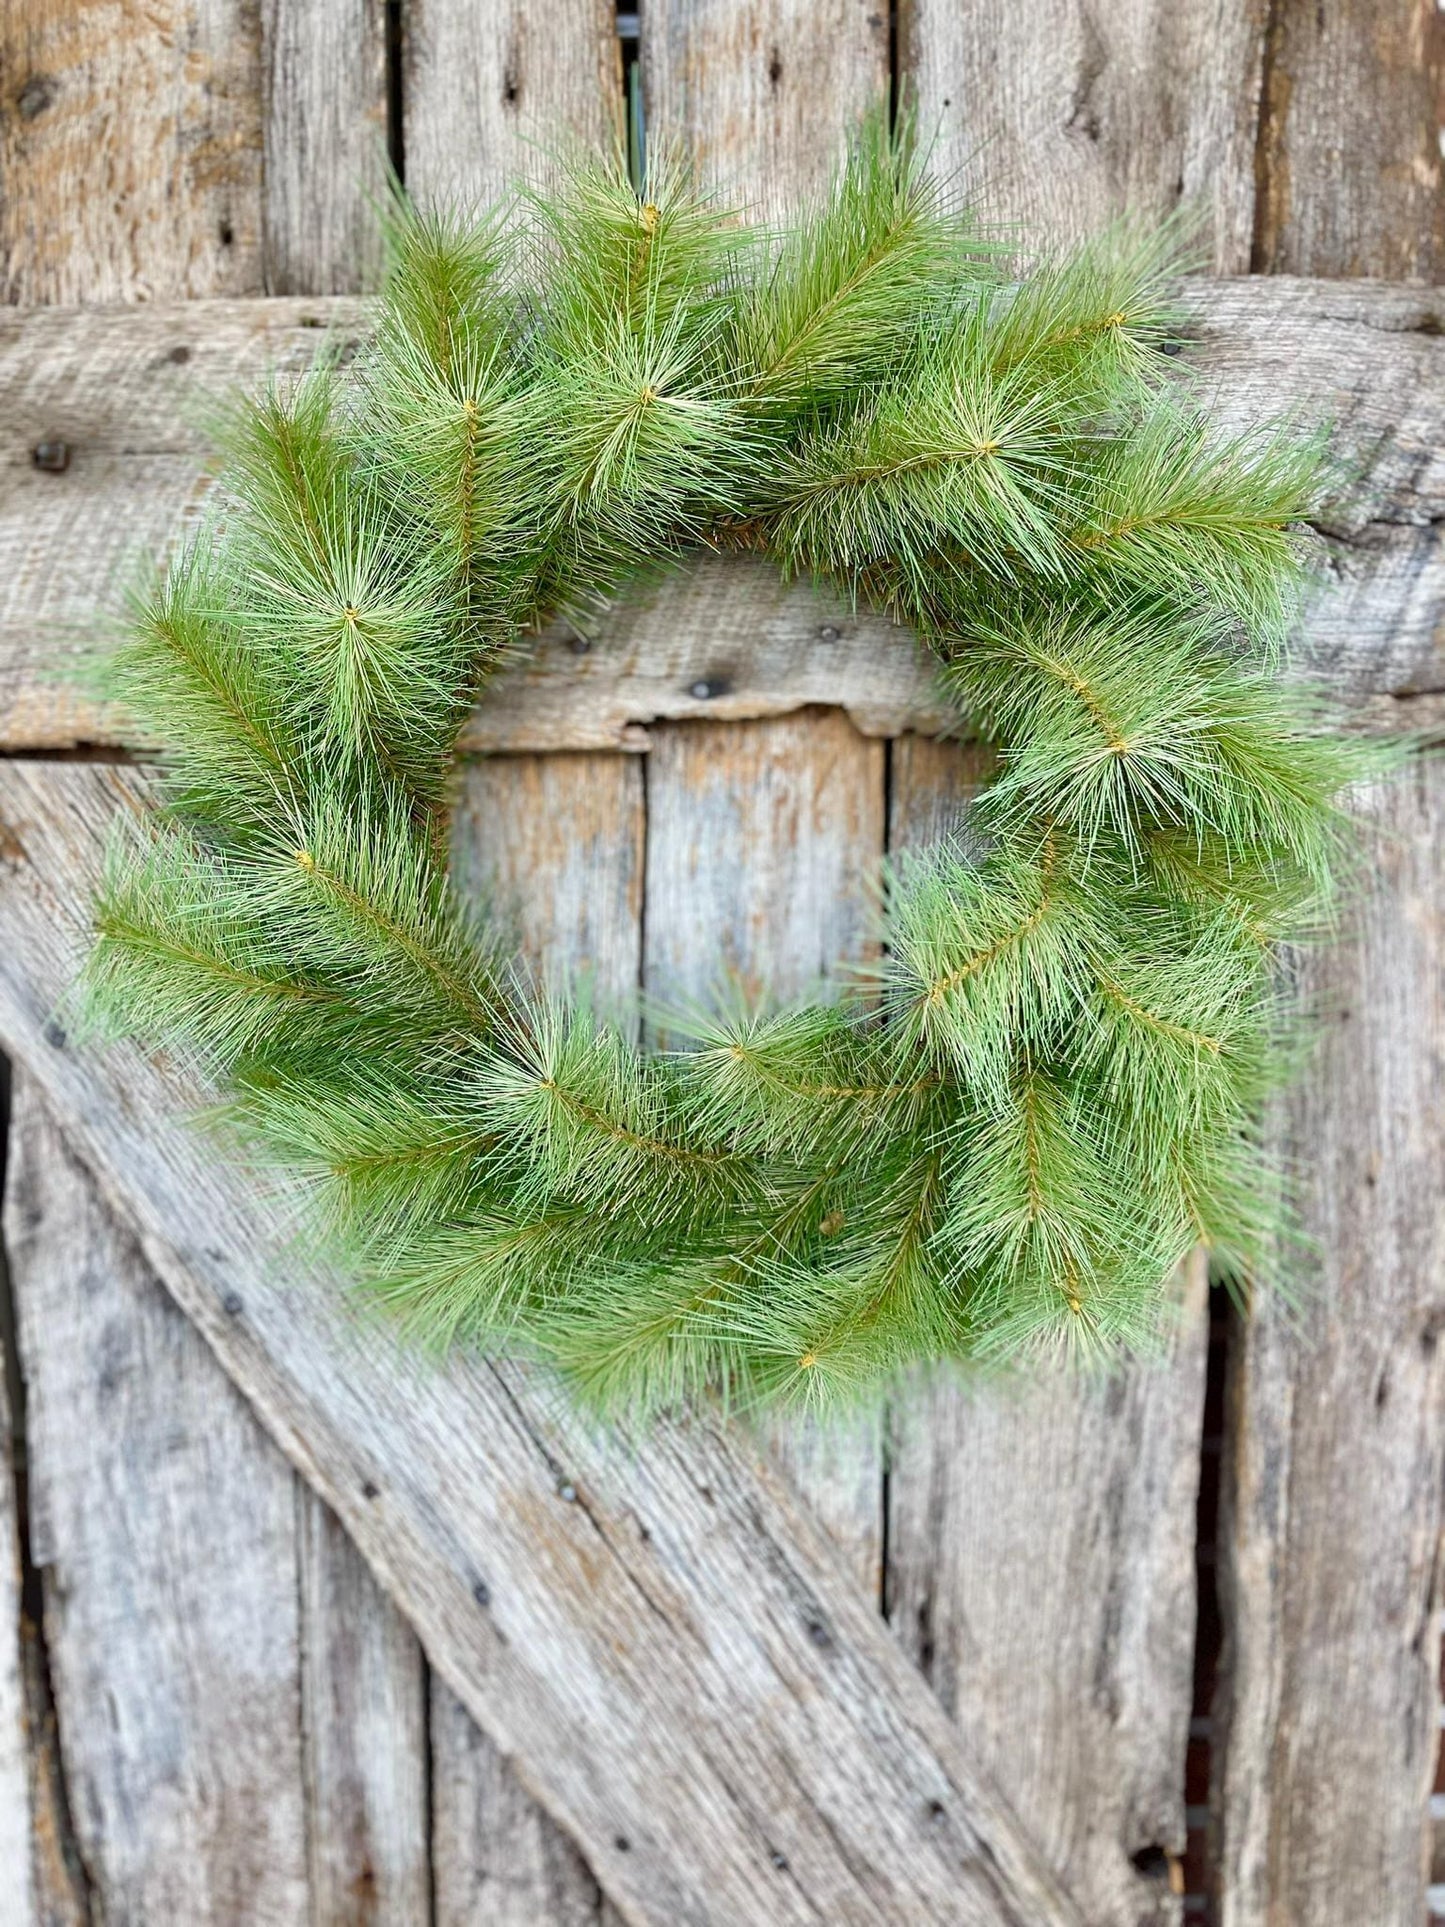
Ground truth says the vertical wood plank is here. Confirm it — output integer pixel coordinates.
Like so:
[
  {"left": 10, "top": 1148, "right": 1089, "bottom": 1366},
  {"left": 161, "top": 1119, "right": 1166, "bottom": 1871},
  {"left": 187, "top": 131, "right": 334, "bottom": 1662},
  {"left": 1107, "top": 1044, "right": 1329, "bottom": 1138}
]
[
  {"left": 402, "top": 0, "right": 621, "bottom": 205},
  {"left": 443, "top": 750, "right": 643, "bottom": 1925},
  {"left": 1213, "top": 764, "right": 1445, "bottom": 1926},
  {"left": 886, "top": 734, "right": 1208, "bottom": 1924},
  {"left": 0, "top": 0, "right": 266, "bottom": 303},
  {"left": 899, "top": 0, "right": 1266, "bottom": 272},
  {"left": 4, "top": 1074, "right": 313, "bottom": 1923},
  {"left": 451, "top": 752, "right": 644, "bottom": 1023},
  {"left": 641, "top": 0, "right": 893, "bottom": 1601},
  {"left": 261, "top": 0, "right": 390, "bottom": 294},
  {"left": 411, "top": 17, "right": 640, "bottom": 1918},
  {"left": 0, "top": 1294, "right": 38, "bottom": 1927},
  {"left": 1253, "top": 0, "right": 1444, "bottom": 280},
  {"left": 297, "top": 1491, "right": 432, "bottom": 1923},
  {"left": 430, "top": 1681, "right": 608, "bottom": 1927},
  {"left": 641, "top": 0, "right": 888, "bottom": 217},
  {"left": 1214, "top": 19, "right": 1445, "bottom": 1921},
  {"left": 643, "top": 711, "right": 890, "bottom": 1587}
]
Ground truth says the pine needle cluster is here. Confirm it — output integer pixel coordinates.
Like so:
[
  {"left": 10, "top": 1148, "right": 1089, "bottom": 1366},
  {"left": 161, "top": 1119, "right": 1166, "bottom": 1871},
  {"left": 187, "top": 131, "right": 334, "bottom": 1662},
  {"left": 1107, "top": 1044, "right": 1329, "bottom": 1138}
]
[{"left": 85, "top": 116, "right": 1371, "bottom": 1417}]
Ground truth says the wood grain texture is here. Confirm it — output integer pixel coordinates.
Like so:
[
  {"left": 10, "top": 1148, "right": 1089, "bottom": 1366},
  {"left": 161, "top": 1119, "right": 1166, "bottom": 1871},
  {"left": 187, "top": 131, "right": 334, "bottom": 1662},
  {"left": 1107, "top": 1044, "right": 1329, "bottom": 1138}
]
[
  {"left": 900, "top": 0, "right": 1267, "bottom": 272},
  {"left": 1212, "top": 760, "right": 1445, "bottom": 1926},
  {"left": 0, "top": 0, "right": 265, "bottom": 303},
  {"left": 642, "top": 708, "right": 886, "bottom": 1021},
  {"left": 261, "top": 0, "right": 390, "bottom": 295},
  {"left": 0, "top": 280, "right": 1440, "bottom": 752},
  {"left": 886, "top": 733, "right": 1209, "bottom": 1926},
  {"left": 452, "top": 751, "right": 645, "bottom": 1014},
  {"left": 297, "top": 1488, "right": 432, "bottom": 1923},
  {"left": 1253, "top": 0, "right": 1444, "bottom": 281},
  {"left": 430, "top": 1678, "right": 614, "bottom": 1927},
  {"left": 1208, "top": 29, "right": 1445, "bottom": 1921},
  {"left": 642, "top": 707, "right": 889, "bottom": 1595},
  {"left": 641, "top": 0, "right": 888, "bottom": 218},
  {"left": 402, "top": 0, "right": 621, "bottom": 206},
  {"left": 0, "top": 1333, "right": 37, "bottom": 1927},
  {"left": 4, "top": 1075, "right": 312, "bottom": 1924},
  {"left": 448, "top": 746, "right": 643, "bottom": 1921},
  {"left": 0, "top": 759, "right": 1085, "bottom": 1927}
]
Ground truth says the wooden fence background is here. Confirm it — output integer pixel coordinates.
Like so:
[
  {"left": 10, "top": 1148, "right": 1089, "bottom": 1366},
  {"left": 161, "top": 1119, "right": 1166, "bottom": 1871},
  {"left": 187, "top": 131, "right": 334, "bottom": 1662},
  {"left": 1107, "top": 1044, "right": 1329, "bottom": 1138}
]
[{"left": 0, "top": 2, "right": 1441, "bottom": 1923}]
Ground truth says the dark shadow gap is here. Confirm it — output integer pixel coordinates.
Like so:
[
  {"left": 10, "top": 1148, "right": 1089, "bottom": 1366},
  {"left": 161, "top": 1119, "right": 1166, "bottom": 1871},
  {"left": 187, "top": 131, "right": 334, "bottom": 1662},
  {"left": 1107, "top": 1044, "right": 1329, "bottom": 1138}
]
[
  {"left": 618, "top": 8, "right": 643, "bottom": 188},
  {"left": 385, "top": 0, "right": 407, "bottom": 187},
  {"left": 1181, "top": 1277, "right": 1230, "bottom": 1921},
  {"left": 0, "top": 1055, "right": 96, "bottom": 1917}
]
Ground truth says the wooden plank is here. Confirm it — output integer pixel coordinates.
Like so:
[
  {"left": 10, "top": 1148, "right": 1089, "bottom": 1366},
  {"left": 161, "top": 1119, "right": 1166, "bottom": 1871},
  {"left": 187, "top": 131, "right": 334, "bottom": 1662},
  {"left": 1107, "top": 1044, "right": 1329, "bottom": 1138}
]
[
  {"left": 0, "top": 1317, "right": 37, "bottom": 1927},
  {"left": 442, "top": 748, "right": 643, "bottom": 1922},
  {"left": 430, "top": 1679, "right": 613, "bottom": 1927},
  {"left": 0, "top": 0, "right": 265, "bottom": 303},
  {"left": 260, "top": 0, "right": 390, "bottom": 295},
  {"left": 402, "top": 0, "right": 621, "bottom": 205},
  {"left": 885, "top": 734, "right": 1209, "bottom": 1923},
  {"left": 899, "top": 0, "right": 1265, "bottom": 272},
  {"left": 0, "top": 280, "right": 1440, "bottom": 752},
  {"left": 4, "top": 1073, "right": 313, "bottom": 1922},
  {"left": 643, "top": 710, "right": 886, "bottom": 1021},
  {"left": 297, "top": 1489, "right": 433, "bottom": 1923},
  {"left": 1209, "top": 19, "right": 1445, "bottom": 1920},
  {"left": 641, "top": 0, "right": 888, "bottom": 218},
  {"left": 1253, "top": 0, "right": 1444, "bottom": 281},
  {"left": 1213, "top": 759, "right": 1445, "bottom": 1926},
  {"left": 452, "top": 752, "right": 645, "bottom": 1015},
  {"left": 0, "top": 758, "right": 1085, "bottom": 1927},
  {"left": 643, "top": 710, "right": 889, "bottom": 1590}
]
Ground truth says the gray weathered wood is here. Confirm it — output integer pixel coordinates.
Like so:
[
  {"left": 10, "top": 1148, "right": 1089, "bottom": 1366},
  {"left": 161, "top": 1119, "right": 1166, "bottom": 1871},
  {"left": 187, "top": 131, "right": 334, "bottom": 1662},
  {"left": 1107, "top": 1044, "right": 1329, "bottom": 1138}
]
[
  {"left": 642, "top": 708, "right": 889, "bottom": 1594},
  {"left": 1213, "top": 759, "right": 1445, "bottom": 1926},
  {"left": 402, "top": 0, "right": 621, "bottom": 207},
  {"left": 5, "top": 1075, "right": 312, "bottom": 1923},
  {"left": 641, "top": 0, "right": 887, "bottom": 220},
  {"left": 0, "top": 278, "right": 1440, "bottom": 753},
  {"left": 261, "top": 0, "right": 390, "bottom": 295},
  {"left": 885, "top": 732, "right": 1209, "bottom": 1924},
  {"left": 0, "top": 1329, "right": 37, "bottom": 1927},
  {"left": 0, "top": 0, "right": 265, "bottom": 303},
  {"left": 0, "top": 758, "right": 1084, "bottom": 1927},
  {"left": 445, "top": 747, "right": 643, "bottom": 1922},
  {"left": 1207, "top": 22, "right": 1445, "bottom": 1919},
  {"left": 297, "top": 1488, "right": 433, "bottom": 1923},
  {"left": 1252, "top": 0, "right": 1443, "bottom": 282},
  {"left": 430, "top": 1678, "right": 611, "bottom": 1927},
  {"left": 900, "top": 0, "right": 1265, "bottom": 273}
]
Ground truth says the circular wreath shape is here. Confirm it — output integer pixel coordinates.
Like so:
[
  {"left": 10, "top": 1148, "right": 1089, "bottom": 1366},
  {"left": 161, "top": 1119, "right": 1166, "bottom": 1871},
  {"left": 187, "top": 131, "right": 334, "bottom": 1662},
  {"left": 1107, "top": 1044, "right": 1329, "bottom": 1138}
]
[{"left": 87, "top": 120, "right": 1367, "bottom": 1417}]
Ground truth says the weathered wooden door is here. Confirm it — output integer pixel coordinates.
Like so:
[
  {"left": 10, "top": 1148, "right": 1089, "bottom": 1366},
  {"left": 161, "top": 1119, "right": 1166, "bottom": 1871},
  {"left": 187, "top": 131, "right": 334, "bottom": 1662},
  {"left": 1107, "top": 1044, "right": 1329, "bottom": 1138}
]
[{"left": 1, "top": 4, "right": 1441, "bottom": 1923}]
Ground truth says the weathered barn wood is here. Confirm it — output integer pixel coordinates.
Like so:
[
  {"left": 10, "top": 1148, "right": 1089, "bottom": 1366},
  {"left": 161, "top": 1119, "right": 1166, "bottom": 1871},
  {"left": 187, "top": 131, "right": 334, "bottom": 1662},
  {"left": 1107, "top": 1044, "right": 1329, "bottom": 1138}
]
[
  {"left": 884, "top": 737, "right": 1209, "bottom": 1918},
  {"left": 0, "top": 1, "right": 593, "bottom": 1912},
  {"left": 0, "top": 0, "right": 1441, "bottom": 1919},
  {"left": 0, "top": 0, "right": 265, "bottom": 304},
  {"left": 0, "top": 1342, "right": 36, "bottom": 1927},
  {"left": 5, "top": 1084, "right": 315, "bottom": 1921},
  {"left": 1251, "top": 0, "right": 1444, "bottom": 281},
  {"left": 0, "top": 762, "right": 1087, "bottom": 1926},
  {"left": 2, "top": 278, "right": 1441, "bottom": 755},
  {"left": 1209, "top": 11, "right": 1445, "bottom": 1918},
  {"left": 402, "top": 0, "right": 621, "bottom": 202},
  {"left": 296, "top": 1491, "right": 432, "bottom": 1921},
  {"left": 900, "top": 0, "right": 1265, "bottom": 273},
  {"left": 260, "top": 0, "right": 390, "bottom": 296}
]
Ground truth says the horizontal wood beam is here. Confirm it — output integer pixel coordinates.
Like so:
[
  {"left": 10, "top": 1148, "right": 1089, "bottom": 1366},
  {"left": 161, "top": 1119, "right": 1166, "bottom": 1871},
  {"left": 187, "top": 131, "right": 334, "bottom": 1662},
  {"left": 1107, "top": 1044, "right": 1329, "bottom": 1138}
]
[
  {"left": 0, "top": 756, "right": 1085, "bottom": 1927},
  {"left": 0, "top": 277, "right": 1440, "bottom": 754}
]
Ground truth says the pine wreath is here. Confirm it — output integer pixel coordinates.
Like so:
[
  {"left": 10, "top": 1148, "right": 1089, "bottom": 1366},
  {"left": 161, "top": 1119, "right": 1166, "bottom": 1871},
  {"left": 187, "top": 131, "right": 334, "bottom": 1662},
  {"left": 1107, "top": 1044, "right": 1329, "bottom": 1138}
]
[{"left": 85, "top": 119, "right": 1372, "bottom": 1416}]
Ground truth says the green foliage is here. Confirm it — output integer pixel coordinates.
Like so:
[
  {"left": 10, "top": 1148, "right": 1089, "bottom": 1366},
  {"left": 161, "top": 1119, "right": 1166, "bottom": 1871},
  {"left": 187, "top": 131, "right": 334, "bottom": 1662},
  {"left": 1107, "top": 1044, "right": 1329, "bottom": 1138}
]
[{"left": 86, "top": 115, "right": 1373, "bottom": 1418}]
